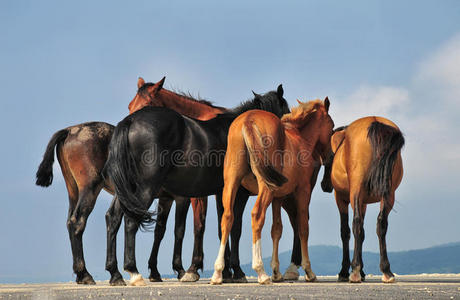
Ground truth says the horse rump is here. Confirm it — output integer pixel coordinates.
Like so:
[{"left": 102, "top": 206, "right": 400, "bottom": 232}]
[
  {"left": 365, "top": 121, "right": 404, "bottom": 199},
  {"left": 36, "top": 129, "right": 69, "bottom": 187},
  {"left": 242, "top": 122, "right": 288, "bottom": 190},
  {"left": 104, "top": 117, "right": 156, "bottom": 229}
]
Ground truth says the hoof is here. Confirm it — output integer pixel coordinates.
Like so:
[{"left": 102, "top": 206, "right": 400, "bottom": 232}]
[
  {"left": 283, "top": 271, "right": 299, "bottom": 281},
  {"left": 149, "top": 276, "right": 163, "bottom": 282},
  {"left": 305, "top": 273, "right": 317, "bottom": 282},
  {"left": 176, "top": 270, "right": 186, "bottom": 280},
  {"left": 231, "top": 276, "right": 248, "bottom": 283},
  {"left": 283, "top": 271, "right": 299, "bottom": 280},
  {"left": 338, "top": 270, "right": 349, "bottom": 282},
  {"left": 76, "top": 273, "right": 96, "bottom": 285},
  {"left": 129, "top": 273, "right": 146, "bottom": 286},
  {"left": 283, "top": 263, "right": 300, "bottom": 281},
  {"left": 180, "top": 272, "right": 200, "bottom": 282},
  {"left": 210, "top": 271, "right": 222, "bottom": 285},
  {"left": 382, "top": 273, "right": 395, "bottom": 283},
  {"left": 271, "top": 273, "right": 284, "bottom": 283},
  {"left": 109, "top": 273, "right": 126, "bottom": 286},
  {"left": 349, "top": 271, "right": 361, "bottom": 283},
  {"left": 258, "top": 273, "right": 272, "bottom": 285}
]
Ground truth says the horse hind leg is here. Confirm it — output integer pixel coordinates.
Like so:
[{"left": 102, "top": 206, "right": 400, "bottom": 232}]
[
  {"left": 335, "top": 192, "right": 351, "bottom": 282},
  {"left": 377, "top": 193, "right": 395, "bottom": 283},
  {"left": 295, "top": 186, "right": 316, "bottom": 282},
  {"left": 229, "top": 188, "right": 250, "bottom": 283},
  {"left": 282, "top": 197, "right": 301, "bottom": 281},
  {"left": 148, "top": 196, "right": 173, "bottom": 282},
  {"left": 270, "top": 198, "right": 283, "bottom": 282},
  {"left": 105, "top": 196, "right": 126, "bottom": 286},
  {"left": 214, "top": 193, "right": 233, "bottom": 283},
  {"left": 211, "top": 181, "right": 241, "bottom": 284},
  {"left": 349, "top": 193, "right": 366, "bottom": 283},
  {"left": 68, "top": 184, "right": 101, "bottom": 285},
  {"left": 123, "top": 186, "right": 156, "bottom": 286},
  {"left": 251, "top": 185, "right": 273, "bottom": 285}
]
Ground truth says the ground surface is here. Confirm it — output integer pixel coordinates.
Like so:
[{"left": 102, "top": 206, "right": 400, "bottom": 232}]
[{"left": 0, "top": 274, "right": 459, "bottom": 300}]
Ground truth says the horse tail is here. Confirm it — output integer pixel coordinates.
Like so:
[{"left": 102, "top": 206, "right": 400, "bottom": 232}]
[
  {"left": 36, "top": 129, "right": 69, "bottom": 187},
  {"left": 365, "top": 121, "right": 404, "bottom": 201},
  {"left": 104, "top": 118, "right": 155, "bottom": 229},
  {"left": 242, "top": 122, "right": 288, "bottom": 190}
]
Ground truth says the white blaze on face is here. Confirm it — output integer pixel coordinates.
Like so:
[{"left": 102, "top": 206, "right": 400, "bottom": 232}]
[{"left": 252, "top": 239, "right": 263, "bottom": 271}]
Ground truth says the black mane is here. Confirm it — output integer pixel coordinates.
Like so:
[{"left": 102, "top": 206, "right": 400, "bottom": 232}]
[{"left": 229, "top": 90, "right": 290, "bottom": 118}]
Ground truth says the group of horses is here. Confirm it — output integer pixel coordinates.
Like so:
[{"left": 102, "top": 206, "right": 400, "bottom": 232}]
[{"left": 36, "top": 77, "right": 404, "bottom": 286}]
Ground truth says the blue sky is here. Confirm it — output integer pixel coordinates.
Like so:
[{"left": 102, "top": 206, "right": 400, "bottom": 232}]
[{"left": 0, "top": 0, "right": 459, "bottom": 283}]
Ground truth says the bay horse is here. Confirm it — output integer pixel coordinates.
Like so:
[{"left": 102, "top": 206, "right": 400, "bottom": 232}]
[
  {"left": 104, "top": 86, "right": 290, "bottom": 286},
  {"left": 35, "top": 77, "right": 225, "bottom": 285},
  {"left": 211, "top": 98, "right": 334, "bottom": 284},
  {"left": 328, "top": 117, "right": 404, "bottom": 283}
]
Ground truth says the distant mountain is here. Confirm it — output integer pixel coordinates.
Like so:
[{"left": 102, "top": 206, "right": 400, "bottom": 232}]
[{"left": 198, "top": 242, "right": 460, "bottom": 278}]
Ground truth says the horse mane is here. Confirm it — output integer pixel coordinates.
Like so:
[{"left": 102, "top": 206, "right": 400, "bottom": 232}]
[
  {"left": 230, "top": 91, "right": 281, "bottom": 115},
  {"left": 172, "top": 89, "right": 218, "bottom": 107},
  {"left": 138, "top": 82, "right": 224, "bottom": 109},
  {"left": 281, "top": 99, "right": 324, "bottom": 128}
]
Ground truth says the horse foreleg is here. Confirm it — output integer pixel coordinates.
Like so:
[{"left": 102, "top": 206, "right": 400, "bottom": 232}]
[
  {"left": 270, "top": 198, "right": 283, "bottom": 282},
  {"left": 182, "top": 197, "right": 207, "bottom": 282},
  {"left": 172, "top": 197, "right": 190, "bottom": 280},
  {"left": 105, "top": 197, "right": 126, "bottom": 286},
  {"left": 377, "top": 193, "right": 395, "bottom": 283},
  {"left": 147, "top": 196, "right": 173, "bottom": 282},
  {"left": 335, "top": 192, "right": 350, "bottom": 282}
]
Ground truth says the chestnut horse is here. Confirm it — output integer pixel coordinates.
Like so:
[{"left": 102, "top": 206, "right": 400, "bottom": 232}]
[
  {"left": 328, "top": 117, "right": 404, "bottom": 283},
  {"left": 35, "top": 77, "right": 225, "bottom": 285},
  {"left": 211, "top": 98, "right": 334, "bottom": 284}
]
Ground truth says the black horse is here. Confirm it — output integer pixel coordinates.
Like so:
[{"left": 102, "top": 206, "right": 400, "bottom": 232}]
[{"left": 105, "top": 85, "right": 290, "bottom": 285}]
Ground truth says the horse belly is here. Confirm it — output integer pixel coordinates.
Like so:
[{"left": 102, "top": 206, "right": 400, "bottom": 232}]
[{"left": 162, "top": 166, "right": 224, "bottom": 197}]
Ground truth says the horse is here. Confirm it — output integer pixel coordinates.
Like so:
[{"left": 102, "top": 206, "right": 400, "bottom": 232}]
[
  {"left": 327, "top": 117, "right": 404, "bottom": 283},
  {"left": 211, "top": 98, "right": 334, "bottom": 284},
  {"left": 35, "top": 77, "right": 226, "bottom": 285},
  {"left": 104, "top": 85, "right": 290, "bottom": 286},
  {"left": 127, "top": 81, "right": 289, "bottom": 284}
]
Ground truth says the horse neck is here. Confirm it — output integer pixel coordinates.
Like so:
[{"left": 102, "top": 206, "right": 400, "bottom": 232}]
[
  {"left": 157, "top": 89, "right": 225, "bottom": 120},
  {"left": 298, "top": 118, "right": 322, "bottom": 153}
]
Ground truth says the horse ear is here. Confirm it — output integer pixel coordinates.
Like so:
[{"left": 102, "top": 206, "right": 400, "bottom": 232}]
[
  {"left": 252, "top": 90, "right": 261, "bottom": 98},
  {"left": 277, "top": 84, "right": 284, "bottom": 98},
  {"left": 296, "top": 99, "right": 302, "bottom": 105},
  {"left": 154, "top": 76, "right": 166, "bottom": 91},
  {"left": 324, "top": 96, "right": 330, "bottom": 112},
  {"left": 137, "top": 77, "right": 145, "bottom": 89}
]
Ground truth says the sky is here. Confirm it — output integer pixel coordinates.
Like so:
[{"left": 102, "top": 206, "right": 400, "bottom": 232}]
[{"left": 0, "top": 0, "right": 459, "bottom": 283}]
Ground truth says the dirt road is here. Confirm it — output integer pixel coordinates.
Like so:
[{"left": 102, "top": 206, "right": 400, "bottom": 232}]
[{"left": 0, "top": 274, "right": 459, "bottom": 299}]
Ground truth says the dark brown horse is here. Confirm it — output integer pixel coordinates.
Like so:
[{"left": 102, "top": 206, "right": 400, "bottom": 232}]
[
  {"left": 35, "top": 77, "right": 225, "bottom": 285},
  {"left": 328, "top": 117, "right": 404, "bottom": 283}
]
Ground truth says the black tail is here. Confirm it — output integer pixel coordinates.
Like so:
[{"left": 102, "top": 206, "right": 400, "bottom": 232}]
[
  {"left": 365, "top": 121, "right": 404, "bottom": 200},
  {"left": 36, "top": 129, "right": 69, "bottom": 187},
  {"left": 104, "top": 118, "right": 155, "bottom": 229}
]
